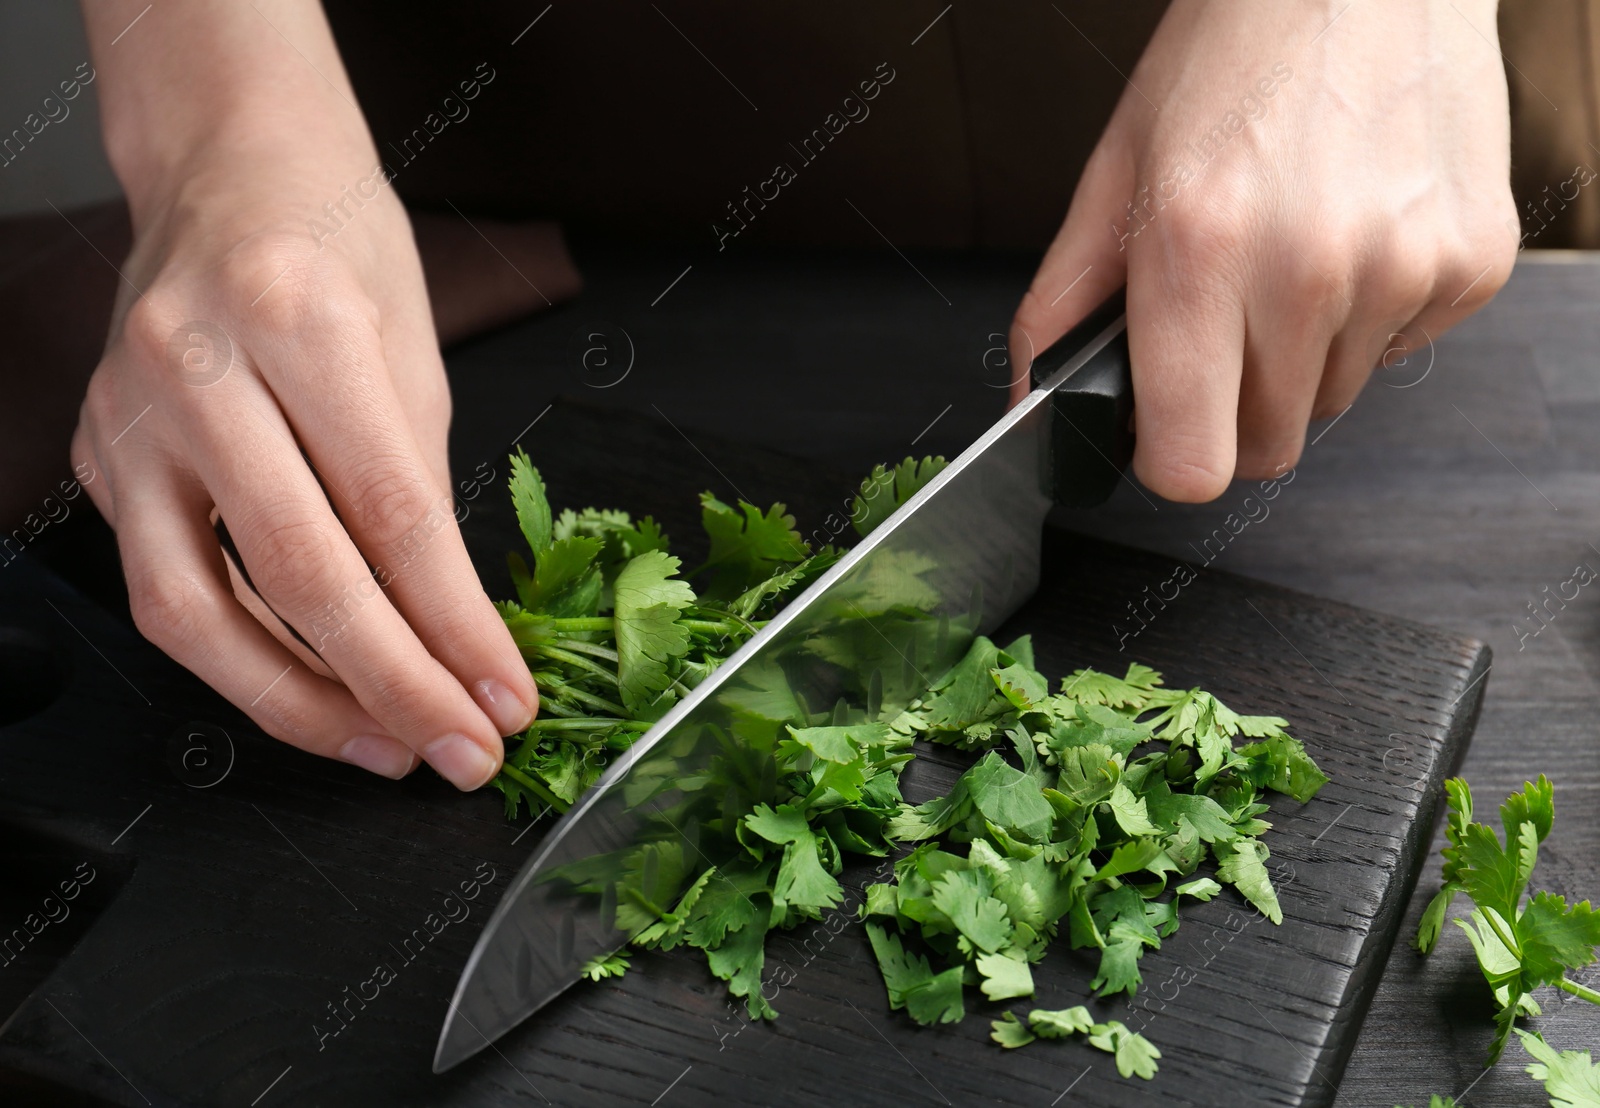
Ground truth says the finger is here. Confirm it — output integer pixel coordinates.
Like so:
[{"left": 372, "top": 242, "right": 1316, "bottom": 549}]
[
  {"left": 259, "top": 314, "right": 537, "bottom": 741},
  {"left": 114, "top": 460, "right": 419, "bottom": 779},
  {"left": 1008, "top": 139, "right": 1135, "bottom": 405},
  {"left": 189, "top": 391, "right": 506, "bottom": 791},
  {"left": 1124, "top": 226, "right": 1246, "bottom": 503},
  {"left": 1311, "top": 240, "right": 1438, "bottom": 419},
  {"left": 1234, "top": 240, "right": 1353, "bottom": 478}
]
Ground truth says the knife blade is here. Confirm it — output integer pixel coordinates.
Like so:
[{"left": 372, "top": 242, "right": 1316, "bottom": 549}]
[{"left": 433, "top": 290, "right": 1135, "bottom": 1072}]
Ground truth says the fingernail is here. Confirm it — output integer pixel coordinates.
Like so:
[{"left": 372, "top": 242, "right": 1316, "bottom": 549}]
[
  {"left": 474, "top": 678, "right": 536, "bottom": 736},
  {"left": 339, "top": 734, "right": 417, "bottom": 780},
  {"left": 424, "top": 733, "right": 499, "bottom": 790}
]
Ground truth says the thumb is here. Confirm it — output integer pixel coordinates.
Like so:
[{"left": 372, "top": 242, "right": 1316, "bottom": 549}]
[{"left": 1008, "top": 141, "right": 1135, "bottom": 405}]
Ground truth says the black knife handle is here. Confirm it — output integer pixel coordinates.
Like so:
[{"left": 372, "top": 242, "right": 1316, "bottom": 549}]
[{"left": 1029, "top": 288, "right": 1135, "bottom": 508}]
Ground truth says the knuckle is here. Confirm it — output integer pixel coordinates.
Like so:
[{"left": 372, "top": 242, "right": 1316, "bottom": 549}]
[
  {"left": 129, "top": 567, "right": 212, "bottom": 653},
  {"left": 248, "top": 512, "right": 343, "bottom": 610},
  {"left": 220, "top": 235, "right": 304, "bottom": 293},
  {"left": 1277, "top": 225, "right": 1358, "bottom": 310},
  {"left": 1378, "top": 239, "right": 1439, "bottom": 310},
  {"left": 347, "top": 458, "right": 446, "bottom": 552},
  {"left": 119, "top": 294, "right": 185, "bottom": 367},
  {"left": 1158, "top": 200, "right": 1252, "bottom": 274},
  {"left": 284, "top": 287, "right": 382, "bottom": 341},
  {"left": 360, "top": 660, "right": 442, "bottom": 735}
]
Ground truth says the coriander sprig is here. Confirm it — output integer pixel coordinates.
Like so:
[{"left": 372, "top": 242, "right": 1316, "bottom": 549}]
[{"left": 1415, "top": 776, "right": 1600, "bottom": 1064}]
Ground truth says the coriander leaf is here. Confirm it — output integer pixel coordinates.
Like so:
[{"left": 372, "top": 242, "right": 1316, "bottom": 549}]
[
  {"left": 851, "top": 456, "right": 949, "bottom": 538},
  {"left": 923, "top": 637, "right": 1005, "bottom": 731},
  {"left": 1415, "top": 883, "right": 1461, "bottom": 954},
  {"left": 705, "top": 915, "right": 776, "bottom": 1020},
  {"left": 684, "top": 871, "right": 764, "bottom": 950},
  {"left": 580, "top": 952, "right": 630, "bottom": 981},
  {"left": 905, "top": 965, "right": 966, "bottom": 1025},
  {"left": 1107, "top": 781, "right": 1159, "bottom": 837},
  {"left": 1029, "top": 1007, "right": 1095, "bottom": 1038},
  {"left": 1216, "top": 839, "right": 1283, "bottom": 924},
  {"left": 976, "top": 951, "right": 1036, "bottom": 1000},
  {"left": 1055, "top": 744, "right": 1121, "bottom": 806},
  {"left": 993, "top": 662, "right": 1049, "bottom": 711},
  {"left": 888, "top": 778, "right": 972, "bottom": 842},
  {"left": 697, "top": 493, "right": 806, "bottom": 599},
  {"left": 931, "top": 871, "right": 1013, "bottom": 954},
  {"left": 730, "top": 551, "right": 838, "bottom": 620},
  {"left": 966, "top": 751, "right": 1056, "bottom": 842},
  {"left": 1094, "top": 840, "right": 1166, "bottom": 883},
  {"left": 743, "top": 803, "right": 810, "bottom": 847},
  {"left": 1392, "top": 1099, "right": 1460, "bottom": 1108},
  {"left": 1517, "top": 891, "right": 1600, "bottom": 991},
  {"left": 1237, "top": 734, "right": 1330, "bottom": 803},
  {"left": 990, "top": 1010, "right": 1037, "bottom": 1048},
  {"left": 633, "top": 867, "right": 715, "bottom": 950},
  {"left": 1038, "top": 703, "right": 1148, "bottom": 761},
  {"left": 1090, "top": 937, "right": 1144, "bottom": 997},
  {"left": 612, "top": 551, "right": 695, "bottom": 714},
  {"left": 1452, "top": 907, "right": 1522, "bottom": 993},
  {"left": 1450, "top": 821, "right": 1529, "bottom": 924},
  {"left": 508, "top": 449, "right": 552, "bottom": 555},
  {"left": 1087, "top": 1020, "right": 1161, "bottom": 1079},
  {"left": 1177, "top": 877, "right": 1222, "bottom": 901},
  {"left": 1060, "top": 663, "right": 1165, "bottom": 709},
  {"left": 525, "top": 535, "right": 604, "bottom": 617},
  {"left": 1501, "top": 775, "right": 1555, "bottom": 852},
  {"left": 1517, "top": 1028, "right": 1600, "bottom": 1108},
  {"left": 784, "top": 725, "right": 859, "bottom": 764},
  {"left": 771, "top": 831, "right": 843, "bottom": 918},
  {"left": 1146, "top": 785, "right": 1238, "bottom": 843},
  {"left": 866, "top": 922, "right": 933, "bottom": 1010}
]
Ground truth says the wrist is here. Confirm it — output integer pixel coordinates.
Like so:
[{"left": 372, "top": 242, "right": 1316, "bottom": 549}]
[{"left": 107, "top": 93, "right": 377, "bottom": 225}]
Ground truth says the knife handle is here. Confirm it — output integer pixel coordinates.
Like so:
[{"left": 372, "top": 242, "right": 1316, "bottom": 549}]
[{"left": 1029, "top": 288, "right": 1135, "bottom": 508}]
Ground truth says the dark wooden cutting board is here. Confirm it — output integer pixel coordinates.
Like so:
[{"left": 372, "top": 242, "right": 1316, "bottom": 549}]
[{"left": 0, "top": 399, "right": 1486, "bottom": 1108}]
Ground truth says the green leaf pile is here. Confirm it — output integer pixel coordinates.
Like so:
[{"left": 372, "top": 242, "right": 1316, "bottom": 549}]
[
  {"left": 858, "top": 637, "right": 1324, "bottom": 1055},
  {"left": 491, "top": 448, "right": 843, "bottom": 815},
  {"left": 489, "top": 448, "right": 1328, "bottom": 1085}
]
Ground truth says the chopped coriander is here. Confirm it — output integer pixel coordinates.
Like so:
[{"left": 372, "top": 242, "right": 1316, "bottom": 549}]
[{"left": 490, "top": 449, "right": 1326, "bottom": 1086}]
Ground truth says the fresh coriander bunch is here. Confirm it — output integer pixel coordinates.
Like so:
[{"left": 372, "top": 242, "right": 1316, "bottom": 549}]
[
  {"left": 489, "top": 449, "right": 845, "bottom": 816},
  {"left": 488, "top": 449, "right": 947, "bottom": 818}
]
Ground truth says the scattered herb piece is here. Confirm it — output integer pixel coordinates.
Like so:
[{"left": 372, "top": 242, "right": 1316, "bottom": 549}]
[
  {"left": 1516, "top": 1028, "right": 1600, "bottom": 1107},
  {"left": 1414, "top": 776, "right": 1600, "bottom": 1064}
]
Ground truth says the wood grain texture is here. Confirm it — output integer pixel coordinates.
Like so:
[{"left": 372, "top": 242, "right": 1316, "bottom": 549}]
[{"left": 0, "top": 394, "right": 1485, "bottom": 1107}]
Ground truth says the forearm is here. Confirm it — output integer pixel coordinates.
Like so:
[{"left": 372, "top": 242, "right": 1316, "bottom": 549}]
[{"left": 79, "top": 0, "right": 374, "bottom": 216}]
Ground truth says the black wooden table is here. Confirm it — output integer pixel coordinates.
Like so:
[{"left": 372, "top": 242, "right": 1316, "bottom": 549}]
[
  {"left": 441, "top": 242, "right": 1600, "bottom": 1107},
  {"left": 9, "top": 242, "right": 1594, "bottom": 1106}
]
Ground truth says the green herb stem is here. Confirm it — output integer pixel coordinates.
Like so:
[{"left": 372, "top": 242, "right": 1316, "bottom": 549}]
[
  {"left": 1557, "top": 975, "right": 1600, "bottom": 1005},
  {"left": 547, "top": 638, "right": 621, "bottom": 664},
  {"left": 530, "top": 694, "right": 585, "bottom": 718},
  {"left": 1485, "top": 911, "right": 1522, "bottom": 960},
  {"left": 550, "top": 617, "right": 614, "bottom": 633},
  {"left": 527, "top": 716, "right": 650, "bottom": 732},
  {"left": 498, "top": 763, "right": 568, "bottom": 814},
  {"left": 535, "top": 644, "right": 622, "bottom": 686},
  {"left": 547, "top": 683, "right": 629, "bottom": 717}
]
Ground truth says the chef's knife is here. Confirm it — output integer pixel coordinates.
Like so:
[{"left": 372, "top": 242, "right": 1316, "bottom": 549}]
[{"left": 434, "top": 290, "right": 1136, "bottom": 1072}]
